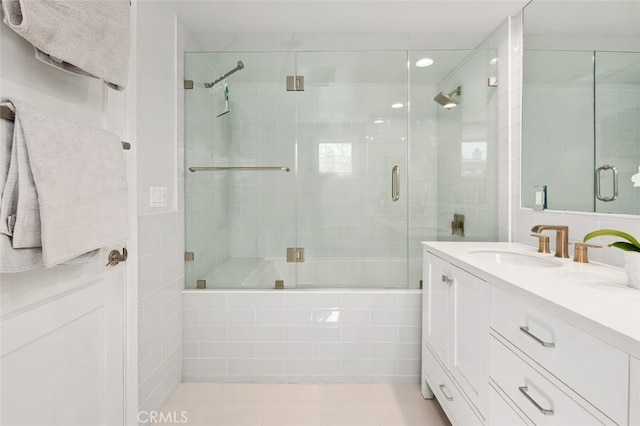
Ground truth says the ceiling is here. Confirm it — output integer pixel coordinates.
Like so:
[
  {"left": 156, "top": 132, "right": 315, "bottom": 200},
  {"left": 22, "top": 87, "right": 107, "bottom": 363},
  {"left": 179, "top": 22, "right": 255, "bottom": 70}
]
[
  {"left": 163, "top": 0, "right": 532, "bottom": 50},
  {"left": 523, "top": 1, "right": 640, "bottom": 52}
]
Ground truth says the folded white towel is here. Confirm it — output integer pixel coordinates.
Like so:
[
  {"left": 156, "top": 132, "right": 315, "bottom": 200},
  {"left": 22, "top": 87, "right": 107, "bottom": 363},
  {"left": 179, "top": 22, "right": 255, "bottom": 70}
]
[
  {"left": 1, "top": 0, "right": 130, "bottom": 90},
  {"left": 0, "top": 98, "right": 128, "bottom": 272}
]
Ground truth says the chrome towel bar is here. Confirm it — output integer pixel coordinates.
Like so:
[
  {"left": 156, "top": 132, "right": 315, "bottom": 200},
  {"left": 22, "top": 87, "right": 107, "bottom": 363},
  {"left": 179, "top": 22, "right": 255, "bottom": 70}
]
[
  {"left": 189, "top": 166, "right": 290, "bottom": 173},
  {"left": 1, "top": 105, "right": 131, "bottom": 151}
]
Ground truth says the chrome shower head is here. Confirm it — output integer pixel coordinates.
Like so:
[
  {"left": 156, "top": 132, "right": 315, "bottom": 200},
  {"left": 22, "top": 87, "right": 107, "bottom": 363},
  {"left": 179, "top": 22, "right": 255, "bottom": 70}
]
[{"left": 433, "top": 86, "right": 462, "bottom": 110}]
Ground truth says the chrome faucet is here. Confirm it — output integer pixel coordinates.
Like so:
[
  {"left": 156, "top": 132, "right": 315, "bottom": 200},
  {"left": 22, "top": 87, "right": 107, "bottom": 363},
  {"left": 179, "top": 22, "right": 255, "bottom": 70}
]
[{"left": 530, "top": 225, "right": 570, "bottom": 258}]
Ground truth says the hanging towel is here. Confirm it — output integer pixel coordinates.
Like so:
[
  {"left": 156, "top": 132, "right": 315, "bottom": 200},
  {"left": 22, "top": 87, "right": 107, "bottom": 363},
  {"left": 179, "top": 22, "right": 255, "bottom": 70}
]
[
  {"left": 0, "top": 98, "right": 128, "bottom": 272},
  {"left": 0, "top": 0, "right": 130, "bottom": 90}
]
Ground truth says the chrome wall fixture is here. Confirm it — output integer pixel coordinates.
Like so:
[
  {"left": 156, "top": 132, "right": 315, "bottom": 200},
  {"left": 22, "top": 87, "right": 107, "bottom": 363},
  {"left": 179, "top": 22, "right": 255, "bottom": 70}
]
[
  {"left": 204, "top": 60, "right": 245, "bottom": 88},
  {"left": 188, "top": 166, "right": 290, "bottom": 173},
  {"left": 433, "top": 86, "right": 462, "bottom": 110},
  {"left": 391, "top": 165, "right": 400, "bottom": 202}
]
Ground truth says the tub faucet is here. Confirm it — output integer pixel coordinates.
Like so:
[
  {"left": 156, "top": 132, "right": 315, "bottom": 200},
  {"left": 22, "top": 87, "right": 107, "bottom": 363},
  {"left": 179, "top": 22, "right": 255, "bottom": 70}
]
[{"left": 530, "top": 225, "right": 570, "bottom": 258}]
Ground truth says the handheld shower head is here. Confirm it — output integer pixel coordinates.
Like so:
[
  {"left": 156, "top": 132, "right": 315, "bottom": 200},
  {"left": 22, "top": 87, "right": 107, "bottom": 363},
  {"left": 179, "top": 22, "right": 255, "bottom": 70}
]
[
  {"left": 216, "top": 85, "right": 230, "bottom": 117},
  {"left": 433, "top": 86, "right": 462, "bottom": 110}
]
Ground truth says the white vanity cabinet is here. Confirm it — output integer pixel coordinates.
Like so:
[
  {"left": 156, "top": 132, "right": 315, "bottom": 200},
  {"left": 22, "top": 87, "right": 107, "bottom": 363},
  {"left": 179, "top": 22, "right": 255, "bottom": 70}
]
[
  {"left": 421, "top": 242, "right": 639, "bottom": 426},
  {"left": 490, "top": 286, "right": 628, "bottom": 425},
  {"left": 422, "top": 251, "right": 488, "bottom": 425}
]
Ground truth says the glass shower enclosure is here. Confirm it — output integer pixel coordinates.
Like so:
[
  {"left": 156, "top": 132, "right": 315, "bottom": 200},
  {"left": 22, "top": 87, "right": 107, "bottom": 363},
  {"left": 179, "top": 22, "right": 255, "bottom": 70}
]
[{"left": 184, "top": 50, "right": 499, "bottom": 289}]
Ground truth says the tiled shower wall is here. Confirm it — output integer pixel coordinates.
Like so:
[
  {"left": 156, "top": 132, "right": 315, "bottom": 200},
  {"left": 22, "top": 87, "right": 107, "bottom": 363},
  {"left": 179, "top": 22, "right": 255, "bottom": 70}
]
[
  {"left": 436, "top": 50, "right": 500, "bottom": 241},
  {"left": 182, "top": 290, "right": 422, "bottom": 383}
]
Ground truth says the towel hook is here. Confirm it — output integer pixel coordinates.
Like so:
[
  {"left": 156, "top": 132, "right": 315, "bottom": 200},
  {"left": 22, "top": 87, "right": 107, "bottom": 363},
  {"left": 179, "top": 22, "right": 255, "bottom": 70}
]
[{"left": 106, "top": 247, "right": 128, "bottom": 266}]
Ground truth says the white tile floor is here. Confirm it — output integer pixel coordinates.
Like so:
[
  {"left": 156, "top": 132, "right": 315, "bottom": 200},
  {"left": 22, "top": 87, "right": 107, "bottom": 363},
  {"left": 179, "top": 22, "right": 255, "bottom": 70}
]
[{"left": 161, "top": 383, "right": 451, "bottom": 426}]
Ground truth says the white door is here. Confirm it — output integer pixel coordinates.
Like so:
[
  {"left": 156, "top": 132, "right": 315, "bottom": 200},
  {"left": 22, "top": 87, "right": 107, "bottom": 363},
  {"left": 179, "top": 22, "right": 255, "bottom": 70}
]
[
  {"left": 0, "top": 256, "right": 126, "bottom": 425},
  {"left": 0, "top": 17, "right": 132, "bottom": 425}
]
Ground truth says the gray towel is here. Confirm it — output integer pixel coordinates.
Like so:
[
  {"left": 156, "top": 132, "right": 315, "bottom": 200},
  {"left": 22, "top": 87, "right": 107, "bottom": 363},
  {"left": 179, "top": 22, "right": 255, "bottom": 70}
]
[
  {"left": 0, "top": 98, "right": 128, "bottom": 272},
  {"left": 1, "top": 0, "right": 130, "bottom": 90}
]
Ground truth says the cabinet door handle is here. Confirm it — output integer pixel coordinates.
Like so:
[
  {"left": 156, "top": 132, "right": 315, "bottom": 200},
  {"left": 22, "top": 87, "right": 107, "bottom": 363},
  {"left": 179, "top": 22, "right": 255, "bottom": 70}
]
[
  {"left": 438, "top": 384, "right": 454, "bottom": 401},
  {"left": 519, "top": 326, "right": 555, "bottom": 348},
  {"left": 441, "top": 274, "right": 453, "bottom": 285},
  {"left": 519, "top": 386, "right": 554, "bottom": 416}
]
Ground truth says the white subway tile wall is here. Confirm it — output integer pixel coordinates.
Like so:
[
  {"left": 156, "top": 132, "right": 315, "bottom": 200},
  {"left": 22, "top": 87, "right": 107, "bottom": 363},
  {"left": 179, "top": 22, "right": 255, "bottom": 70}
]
[
  {"left": 182, "top": 290, "right": 422, "bottom": 383},
  {"left": 435, "top": 49, "right": 500, "bottom": 242},
  {"left": 138, "top": 16, "right": 194, "bottom": 416}
]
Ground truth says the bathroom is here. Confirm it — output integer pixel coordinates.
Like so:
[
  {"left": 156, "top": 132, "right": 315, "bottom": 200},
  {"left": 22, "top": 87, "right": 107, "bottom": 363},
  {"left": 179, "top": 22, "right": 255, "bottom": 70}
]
[{"left": 0, "top": 0, "right": 638, "bottom": 425}]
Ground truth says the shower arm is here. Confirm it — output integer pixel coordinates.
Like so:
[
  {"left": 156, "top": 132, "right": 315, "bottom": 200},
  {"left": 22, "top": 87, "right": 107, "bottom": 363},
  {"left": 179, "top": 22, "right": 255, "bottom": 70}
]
[{"left": 204, "top": 61, "right": 245, "bottom": 88}]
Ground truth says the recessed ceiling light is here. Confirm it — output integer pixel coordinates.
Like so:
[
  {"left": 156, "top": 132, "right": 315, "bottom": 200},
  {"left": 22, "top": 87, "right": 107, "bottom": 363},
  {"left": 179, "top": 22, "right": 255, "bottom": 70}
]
[
  {"left": 373, "top": 119, "right": 385, "bottom": 124},
  {"left": 391, "top": 103, "right": 404, "bottom": 109},
  {"left": 415, "top": 58, "right": 434, "bottom": 68},
  {"left": 489, "top": 57, "right": 499, "bottom": 65}
]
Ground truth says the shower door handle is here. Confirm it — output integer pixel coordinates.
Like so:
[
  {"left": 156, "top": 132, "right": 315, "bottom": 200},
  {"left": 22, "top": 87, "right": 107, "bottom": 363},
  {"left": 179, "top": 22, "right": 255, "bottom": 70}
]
[
  {"left": 391, "top": 165, "right": 400, "bottom": 202},
  {"left": 596, "top": 165, "right": 618, "bottom": 202}
]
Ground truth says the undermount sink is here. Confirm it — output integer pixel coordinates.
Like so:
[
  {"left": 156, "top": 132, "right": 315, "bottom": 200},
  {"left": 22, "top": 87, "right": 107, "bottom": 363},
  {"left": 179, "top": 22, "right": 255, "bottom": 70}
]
[{"left": 468, "top": 250, "right": 564, "bottom": 268}]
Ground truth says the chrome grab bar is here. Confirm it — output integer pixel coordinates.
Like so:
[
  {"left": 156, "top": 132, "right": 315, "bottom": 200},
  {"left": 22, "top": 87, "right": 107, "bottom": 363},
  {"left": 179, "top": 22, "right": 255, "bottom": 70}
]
[
  {"left": 189, "top": 166, "right": 290, "bottom": 173},
  {"left": 391, "top": 165, "right": 400, "bottom": 201},
  {"left": 519, "top": 386, "right": 554, "bottom": 416},
  {"left": 595, "top": 165, "right": 618, "bottom": 202}
]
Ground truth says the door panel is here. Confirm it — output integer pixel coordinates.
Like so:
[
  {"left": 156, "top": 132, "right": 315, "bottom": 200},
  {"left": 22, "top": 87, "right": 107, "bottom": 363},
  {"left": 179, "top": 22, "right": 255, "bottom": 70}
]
[
  {"left": 1, "top": 252, "right": 125, "bottom": 425},
  {"left": 295, "top": 51, "right": 409, "bottom": 288}
]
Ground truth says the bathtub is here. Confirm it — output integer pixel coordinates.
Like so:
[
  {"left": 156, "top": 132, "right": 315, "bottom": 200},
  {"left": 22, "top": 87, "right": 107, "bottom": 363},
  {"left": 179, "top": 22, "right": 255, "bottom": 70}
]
[
  {"left": 182, "top": 288, "right": 422, "bottom": 383},
  {"left": 200, "top": 257, "right": 422, "bottom": 289}
]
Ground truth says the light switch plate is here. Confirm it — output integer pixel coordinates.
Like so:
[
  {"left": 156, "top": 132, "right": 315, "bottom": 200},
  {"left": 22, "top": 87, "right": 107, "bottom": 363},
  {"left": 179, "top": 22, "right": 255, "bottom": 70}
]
[{"left": 149, "top": 185, "right": 168, "bottom": 207}]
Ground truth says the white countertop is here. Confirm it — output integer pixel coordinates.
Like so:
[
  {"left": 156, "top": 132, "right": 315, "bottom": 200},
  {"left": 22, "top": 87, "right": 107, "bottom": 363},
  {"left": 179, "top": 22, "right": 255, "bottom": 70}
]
[{"left": 422, "top": 241, "right": 640, "bottom": 359}]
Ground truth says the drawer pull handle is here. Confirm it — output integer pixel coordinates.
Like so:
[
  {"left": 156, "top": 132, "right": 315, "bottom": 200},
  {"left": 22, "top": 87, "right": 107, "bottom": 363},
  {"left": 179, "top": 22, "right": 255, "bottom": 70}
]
[
  {"left": 519, "top": 326, "right": 555, "bottom": 348},
  {"left": 441, "top": 274, "right": 453, "bottom": 285},
  {"left": 519, "top": 386, "right": 554, "bottom": 416},
  {"left": 438, "top": 384, "right": 454, "bottom": 401}
]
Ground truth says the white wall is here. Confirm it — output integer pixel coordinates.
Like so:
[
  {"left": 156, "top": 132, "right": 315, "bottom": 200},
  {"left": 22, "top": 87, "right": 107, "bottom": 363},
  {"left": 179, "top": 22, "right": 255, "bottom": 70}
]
[
  {"left": 136, "top": 2, "right": 177, "bottom": 214},
  {"left": 136, "top": 2, "right": 196, "bottom": 416}
]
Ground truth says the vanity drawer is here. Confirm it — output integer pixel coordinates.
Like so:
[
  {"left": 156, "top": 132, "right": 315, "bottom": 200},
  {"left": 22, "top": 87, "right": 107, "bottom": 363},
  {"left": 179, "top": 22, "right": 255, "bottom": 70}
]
[
  {"left": 423, "top": 343, "right": 482, "bottom": 426},
  {"left": 488, "top": 384, "right": 530, "bottom": 426},
  {"left": 490, "top": 336, "right": 603, "bottom": 426},
  {"left": 490, "top": 286, "right": 628, "bottom": 425}
]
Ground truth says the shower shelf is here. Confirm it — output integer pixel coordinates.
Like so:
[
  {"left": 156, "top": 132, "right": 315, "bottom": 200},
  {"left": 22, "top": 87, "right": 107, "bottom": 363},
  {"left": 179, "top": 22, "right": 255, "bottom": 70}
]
[{"left": 188, "top": 166, "right": 290, "bottom": 172}]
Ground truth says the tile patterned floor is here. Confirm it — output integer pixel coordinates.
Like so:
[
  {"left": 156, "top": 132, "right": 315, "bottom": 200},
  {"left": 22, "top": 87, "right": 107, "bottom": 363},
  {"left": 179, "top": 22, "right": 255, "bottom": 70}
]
[{"left": 161, "top": 383, "right": 451, "bottom": 426}]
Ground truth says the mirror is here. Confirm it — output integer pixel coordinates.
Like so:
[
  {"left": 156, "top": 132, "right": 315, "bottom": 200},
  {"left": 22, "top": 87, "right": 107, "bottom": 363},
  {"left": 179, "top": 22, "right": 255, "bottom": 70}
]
[{"left": 521, "top": 1, "right": 640, "bottom": 215}]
